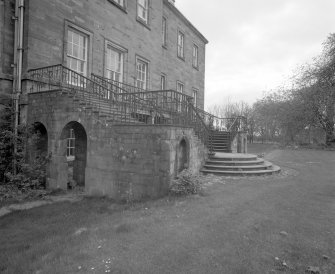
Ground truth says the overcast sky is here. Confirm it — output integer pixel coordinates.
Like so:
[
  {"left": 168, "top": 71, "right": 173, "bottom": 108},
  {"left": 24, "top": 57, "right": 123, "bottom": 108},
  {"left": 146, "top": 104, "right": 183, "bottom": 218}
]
[{"left": 175, "top": 0, "right": 335, "bottom": 108}]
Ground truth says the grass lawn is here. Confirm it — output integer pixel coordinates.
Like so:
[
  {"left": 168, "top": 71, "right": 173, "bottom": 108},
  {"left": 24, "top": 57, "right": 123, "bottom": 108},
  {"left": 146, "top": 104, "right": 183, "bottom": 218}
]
[{"left": 0, "top": 145, "right": 334, "bottom": 273}]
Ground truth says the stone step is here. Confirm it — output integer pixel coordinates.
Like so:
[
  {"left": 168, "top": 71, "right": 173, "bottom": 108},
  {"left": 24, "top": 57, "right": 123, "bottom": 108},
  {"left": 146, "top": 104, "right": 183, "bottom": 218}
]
[
  {"left": 202, "top": 152, "right": 281, "bottom": 176},
  {"left": 203, "top": 161, "right": 273, "bottom": 171},
  {"left": 210, "top": 153, "right": 258, "bottom": 161},
  {"left": 211, "top": 139, "right": 229, "bottom": 142},
  {"left": 212, "top": 149, "right": 232, "bottom": 153},
  {"left": 212, "top": 144, "right": 229, "bottom": 148},
  {"left": 206, "top": 159, "right": 265, "bottom": 166},
  {"left": 209, "top": 135, "right": 230, "bottom": 139},
  {"left": 201, "top": 165, "right": 281, "bottom": 176}
]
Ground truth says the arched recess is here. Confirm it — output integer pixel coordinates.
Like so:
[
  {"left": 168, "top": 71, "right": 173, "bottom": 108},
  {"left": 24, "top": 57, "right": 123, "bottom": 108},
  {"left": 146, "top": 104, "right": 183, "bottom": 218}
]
[
  {"left": 60, "top": 121, "right": 87, "bottom": 188},
  {"left": 28, "top": 122, "right": 48, "bottom": 186},
  {"left": 177, "top": 138, "right": 189, "bottom": 173}
]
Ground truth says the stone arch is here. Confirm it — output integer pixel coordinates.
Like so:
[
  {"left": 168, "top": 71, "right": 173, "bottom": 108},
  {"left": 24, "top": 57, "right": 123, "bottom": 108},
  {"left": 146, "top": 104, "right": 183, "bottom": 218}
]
[
  {"left": 30, "top": 122, "right": 48, "bottom": 154},
  {"left": 60, "top": 121, "right": 87, "bottom": 188},
  {"left": 28, "top": 122, "right": 49, "bottom": 187},
  {"left": 177, "top": 137, "right": 189, "bottom": 173}
]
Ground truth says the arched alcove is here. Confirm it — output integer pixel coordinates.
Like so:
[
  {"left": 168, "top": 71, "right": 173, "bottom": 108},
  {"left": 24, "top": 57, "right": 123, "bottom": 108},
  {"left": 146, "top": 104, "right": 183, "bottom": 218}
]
[
  {"left": 177, "top": 138, "right": 189, "bottom": 173},
  {"left": 60, "top": 121, "right": 87, "bottom": 189},
  {"left": 28, "top": 122, "right": 48, "bottom": 187}
]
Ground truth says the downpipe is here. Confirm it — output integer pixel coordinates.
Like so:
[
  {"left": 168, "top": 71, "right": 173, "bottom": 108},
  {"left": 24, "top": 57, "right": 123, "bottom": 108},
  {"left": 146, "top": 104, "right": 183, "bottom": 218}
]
[{"left": 12, "top": 0, "right": 24, "bottom": 175}]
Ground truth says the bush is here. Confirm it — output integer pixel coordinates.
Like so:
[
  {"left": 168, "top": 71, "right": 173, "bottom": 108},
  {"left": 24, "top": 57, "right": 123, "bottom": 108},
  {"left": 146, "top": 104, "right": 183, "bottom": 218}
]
[
  {"left": 0, "top": 103, "right": 49, "bottom": 189},
  {"left": 169, "top": 169, "right": 202, "bottom": 196}
]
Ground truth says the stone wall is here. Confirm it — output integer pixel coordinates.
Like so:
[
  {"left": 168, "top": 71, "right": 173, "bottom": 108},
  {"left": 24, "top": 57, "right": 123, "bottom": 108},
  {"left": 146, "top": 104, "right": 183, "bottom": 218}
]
[
  {"left": 28, "top": 90, "right": 208, "bottom": 201},
  {"left": 86, "top": 124, "right": 207, "bottom": 201}
]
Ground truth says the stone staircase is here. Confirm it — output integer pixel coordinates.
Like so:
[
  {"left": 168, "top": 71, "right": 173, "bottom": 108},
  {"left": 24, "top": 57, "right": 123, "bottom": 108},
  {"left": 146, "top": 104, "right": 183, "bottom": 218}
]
[
  {"left": 201, "top": 153, "right": 281, "bottom": 176},
  {"left": 62, "top": 88, "right": 143, "bottom": 125},
  {"left": 209, "top": 130, "right": 232, "bottom": 153}
]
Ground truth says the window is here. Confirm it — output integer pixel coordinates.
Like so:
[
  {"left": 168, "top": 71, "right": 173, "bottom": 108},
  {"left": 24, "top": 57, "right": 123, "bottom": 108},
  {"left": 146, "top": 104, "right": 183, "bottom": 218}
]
[
  {"left": 176, "top": 81, "right": 184, "bottom": 111},
  {"left": 67, "top": 28, "right": 88, "bottom": 76},
  {"left": 162, "top": 17, "right": 167, "bottom": 46},
  {"left": 160, "top": 74, "right": 166, "bottom": 90},
  {"left": 105, "top": 44, "right": 124, "bottom": 83},
  {"left": 136, "top": 58, "right": 148, "bottom": 90},
  {"left": 192, "top": 44, "right": 199, "bottom": 68},
  {"left": 192, "top": 88, "right": 198, "bottom": 107},
  {"left": 177, "top": 31, "right": 184, "bottom": 59},
  {"left": 177, "top": 81, "right": 184, "bottom": 93},
  {"left": 137, "top": 0, "right": 148, "bottom": 24},
  {"left": 67, "top": 129, "right": 75, "bottom": 159}
]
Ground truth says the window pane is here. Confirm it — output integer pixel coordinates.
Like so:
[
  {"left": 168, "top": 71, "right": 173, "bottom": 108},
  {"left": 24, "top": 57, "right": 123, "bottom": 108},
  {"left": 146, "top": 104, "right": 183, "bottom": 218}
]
[
  {"left": 106, "top": 46, "right": 123, "bottom": 82},
  {"left": 67, "top": 29, "right": 88, "bottom": 76},
  {"left": 137, "top": 0, "right": 148, "bottom": 22},
  {"left": 73, "top": 44, "right": 79, "bottom": 58},
  {"left": 73, "top": 32, "right": 79, "bottom": 45},
  {"left": 178, "top": 32, "right": 184, "bottom": 57},
  {"left": 136, "top": 59, "right": 147, "bottom": 89}
]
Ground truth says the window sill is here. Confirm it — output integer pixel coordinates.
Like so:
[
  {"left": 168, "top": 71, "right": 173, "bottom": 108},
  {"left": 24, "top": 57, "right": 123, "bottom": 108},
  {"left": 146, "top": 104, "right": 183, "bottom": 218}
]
[
  {"left": 67, "top": 156, "right": 75, "bottom": 161},
  {"left": 136, "top": 18, "right": 151, "bottom": 30},
  {"left": 177, "top": 55, "right": 185, "bottom": 62},
  {"left": 107, "top": 0, "right": 127, "bottom": 13}
]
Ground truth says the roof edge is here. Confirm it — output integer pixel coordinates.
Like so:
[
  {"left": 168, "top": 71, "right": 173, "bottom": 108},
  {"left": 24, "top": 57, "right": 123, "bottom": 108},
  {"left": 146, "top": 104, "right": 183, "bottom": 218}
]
[{"left": 163, "top": 0, "right": 209, "bottom": 45}]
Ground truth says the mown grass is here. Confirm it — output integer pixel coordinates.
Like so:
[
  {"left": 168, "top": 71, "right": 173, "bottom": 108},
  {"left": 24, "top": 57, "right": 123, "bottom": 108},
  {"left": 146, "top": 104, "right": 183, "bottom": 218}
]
[{"left": 1, "top": 146, "right": 334, "bottom": 273}]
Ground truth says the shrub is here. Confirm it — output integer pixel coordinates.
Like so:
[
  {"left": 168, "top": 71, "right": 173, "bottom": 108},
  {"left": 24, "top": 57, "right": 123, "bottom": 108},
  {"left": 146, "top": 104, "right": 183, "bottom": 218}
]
[
  {"left": 0, "top": 103, "right": 50, "bottom": 189},
  {"left": 169, "top": 169, "right": 202, "bottom": 196}
]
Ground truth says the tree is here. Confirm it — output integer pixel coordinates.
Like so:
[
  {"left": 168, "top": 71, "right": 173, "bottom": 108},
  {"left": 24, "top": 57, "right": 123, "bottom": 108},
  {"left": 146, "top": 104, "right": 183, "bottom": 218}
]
[{"left": 295, "top": 33, "right": 335, "bottom": 145}]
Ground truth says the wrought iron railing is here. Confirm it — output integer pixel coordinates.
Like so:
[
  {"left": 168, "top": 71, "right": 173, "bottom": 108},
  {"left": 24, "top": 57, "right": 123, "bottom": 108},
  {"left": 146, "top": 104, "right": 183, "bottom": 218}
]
[
  {"left": 91, "top": 74, "right": 192, "bottom": 113},
  {"left": 28, "top": 65, "right": 195, "bottom": 126},
  {"left": 91, "top": 73, "right": 146, "bottom": 96},
  {"left": 27, "top": 64, "right": 247, "bottom": 152},
  {"left": 195, "top": 108, "right": 247, "bottom": 132}
]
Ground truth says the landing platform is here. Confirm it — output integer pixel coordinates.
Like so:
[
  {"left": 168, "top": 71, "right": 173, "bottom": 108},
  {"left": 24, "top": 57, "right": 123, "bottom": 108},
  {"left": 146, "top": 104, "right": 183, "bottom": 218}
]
[{"left": 213, "top": 152, "right": 257, "bottom": 158}]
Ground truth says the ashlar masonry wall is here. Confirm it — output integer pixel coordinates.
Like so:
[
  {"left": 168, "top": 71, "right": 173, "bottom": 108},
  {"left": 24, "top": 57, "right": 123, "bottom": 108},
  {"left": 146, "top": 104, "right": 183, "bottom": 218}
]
[
  {"left": 86, "top": 125, "right": 207, "bottom": 200},
  {"left": 28, "top": 91, "right": 207, "bottom": 201}
]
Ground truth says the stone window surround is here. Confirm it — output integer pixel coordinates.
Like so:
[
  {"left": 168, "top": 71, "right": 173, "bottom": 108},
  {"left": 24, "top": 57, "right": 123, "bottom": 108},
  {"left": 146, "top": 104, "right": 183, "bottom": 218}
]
[
  {"left": 160, "top": 73, "right": 166, "bottom": 90},
  {"left": 192, "top": 87, "right": 199, "bottom": 107},
  {"left": 192, "top": 43, "right": 199, "bottom": 70},
  {"left": 107, "top": 0, "right": 127, "bottom": 13},
  {"left": 63, "top": 20, "right": 93, "bottom": 76},
  {"left": 66, "top": 29, "right": 88, "bottom": 76},
  {"left": 162, "top": 16, "right": 167, "bottom": 48},
  {"left": 104, "top": 39, "right": 128, "bottom": 83},
  {"left": 135, "top": 55, "right": 150, "bottom": 90},
  {"left": 177, "top": 30, "right": 185, "bottom": 61},
  {"left": 176, "top": 80, "right": 184, "bottom": 93},
  {"left": 136, "top": 0, "right": 150, "bottom": 29}
]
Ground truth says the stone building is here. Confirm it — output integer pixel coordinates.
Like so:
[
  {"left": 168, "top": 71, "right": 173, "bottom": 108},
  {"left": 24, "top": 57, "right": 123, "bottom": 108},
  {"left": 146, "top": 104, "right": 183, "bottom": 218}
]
[
  {"left": 1, "top": 0, "right": 207, "bottom": 108},
  {"left": 0, "top": 0, "right": 213, "bottom": 200},
  {"left": 1, "top": 0, "right": 248, "bottom": 200}
]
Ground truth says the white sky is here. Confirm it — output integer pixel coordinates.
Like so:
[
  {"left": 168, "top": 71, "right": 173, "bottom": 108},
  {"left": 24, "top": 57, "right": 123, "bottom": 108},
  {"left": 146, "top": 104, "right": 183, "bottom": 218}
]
[{"left": 175, "top": 0, "right": 335, "bottom": 108}]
